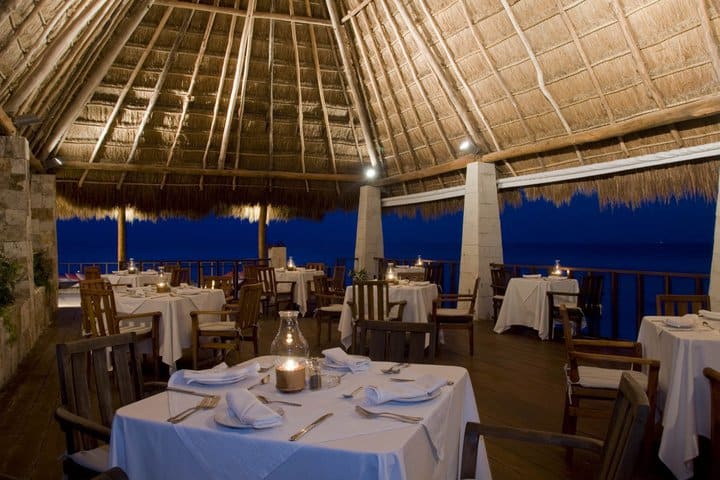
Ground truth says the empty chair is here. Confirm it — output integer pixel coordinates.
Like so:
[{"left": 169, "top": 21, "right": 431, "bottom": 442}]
[
  {"left": 305, "top": 262, "right": 325, "bottom": 273},
  {"left": 548, "top": 274, "right": 604, "bottom": 339},
  {"left": 313, "top": 276, "right": 345, "bottom": 345},
  {"left": 83, "top": 265, "right": 101, "bottom": 280},
  {"left": 430, "top": 277, "right": 479, "bottom": 355},
  {"left": 347, "top": 280, "right": 407, "bottom": 354},
  {"left": 423, "top": 262, "right": 443, "bottom": 287},
  {"left": 258, "top": 266, "right": 296, "bottom": 314},
  {"left": 202, "top": 275, "right": 235, "bottom": 302},
  {"left": 461, "top": 372, "right": 650, "bottom": 480},
  {"left": 489, "top": 264, "right": 512, "bottom": 323},
  {"left": 356, "top": 320, "right": 436, "bottom": 363},
  {"left": 559, "top": 305, "right": 659, "bottom": 462},
  {"left": 656, "top": 294, "right": 709, "bottom": 316},
  {"left": 704, "top": 367, "right": 720, "bottom": 480},
  {"left": 190, "top": 283, "right": 263, "bottom": 368},
  {"left": 328, "top": 264, "right": 346, "bottom": 294}
]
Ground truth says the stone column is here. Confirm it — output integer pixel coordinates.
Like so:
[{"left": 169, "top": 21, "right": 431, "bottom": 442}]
[
  {"left": 709, "top": 172, "right": 720, "bottom": 310},
  {"left": 354, "top": 185, "right": 384, "bottom": 278},
  {"left": 459, "top": 162, "right": 503, "bottom": 320},
  {"left": 31, "top": 174, "right": 58, "bottom": 314}
]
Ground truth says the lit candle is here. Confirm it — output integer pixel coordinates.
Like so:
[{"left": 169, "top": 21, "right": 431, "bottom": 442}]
[
  {"left": 211, "top": 279, "right": 215, "bottom": 289},
  {"left": 275, "top": 358, "right": 306, "bottom": 392}
]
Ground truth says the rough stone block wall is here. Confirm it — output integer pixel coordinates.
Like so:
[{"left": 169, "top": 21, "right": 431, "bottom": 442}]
[{"left": 31, "top": 174, "right": 58, "bottom": 312}]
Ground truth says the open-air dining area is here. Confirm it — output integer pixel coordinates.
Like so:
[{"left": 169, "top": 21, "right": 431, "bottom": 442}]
[{"left": 2, "top": 0, "right": 720, "bottom": 479}]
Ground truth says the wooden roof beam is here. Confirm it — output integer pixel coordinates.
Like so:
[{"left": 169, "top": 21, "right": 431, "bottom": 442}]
[
  {"left": 289, "top": 1, "right": 309, "bottom": 192},
  {"left": 153, "top": 0, "right": 331, "bottom": 27}
]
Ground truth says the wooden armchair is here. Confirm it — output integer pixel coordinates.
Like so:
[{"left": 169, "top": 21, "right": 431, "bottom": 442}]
[
  {"left": 489, "top": 264, "right": 512, "bottom": 323},
  {"left": 328, "top": 264, "right": 346, "bottom": 294},
  {"left": 656, "top": 294, "right": 709, "bottom": 315},
  {"left": 55, "top": 333, "right": 164, "bottom": 480},
  {"left": 548, "top": 274, "right": 604, "bottom": 339},
  {"left": 79, "top": 280, "right": 161, "bottom": 378},
  {"left": 356, "top": 320, "right": 436, "bottom": 363},
  {"left": 313, "top": 276, "right": 345, "bottom": 345},
  {"left": 347, "top": 280, "right": 406, "bottom": 354},
  {"left": 83, "top": 265, "right": 101, "bottom": 280},
  {"left": 190, "top": 283, "right": 263, "bottom": 368},
  {"left": 461, "top": 372, "right": 650, "bottom": 480},
  {"left": 305, "top": 262, "right": 326, "bottom": 273},
  {"left": 201, "top": 275, "right": 235, "bottom": 302},
  {"left": 423, "top": 262, "right": 443, "bottom": 288},
  {"left": 431, "top": 277, "right": 479, "bottom": 355},
  {"left": 704, "top": 367, "right": 720, "bottom": 480},
  {"left": 558, "top": 305, "right": 659, "bottom": 463},
  {"left": 258, "top": 266, "right": 296, "bottom": 314}
]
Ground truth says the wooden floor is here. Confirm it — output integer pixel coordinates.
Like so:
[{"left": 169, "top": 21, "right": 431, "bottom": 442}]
[{"left": 0, "top": 305, "right": 677, "bottom": 479}]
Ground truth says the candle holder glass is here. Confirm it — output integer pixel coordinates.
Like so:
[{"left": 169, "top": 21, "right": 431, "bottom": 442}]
[
  {"left": 385, "top": 262, "right": 397, "bottom": 283},
  {"left": 127, "top": 258, "right": 137, "bottom": 275},
  {"left": 270, "top": 311, "right": 309, "bottom": 392}
]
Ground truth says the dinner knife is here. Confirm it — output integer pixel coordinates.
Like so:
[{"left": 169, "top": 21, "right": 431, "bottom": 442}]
[{"left": 289, "top": 413, "right": 333, "bottom": 441}]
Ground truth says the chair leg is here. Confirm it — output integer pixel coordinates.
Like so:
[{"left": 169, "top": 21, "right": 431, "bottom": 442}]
[
  {"left": 327, "top": 318, "right": 332, "bottom": 343},
  {"left": 562, "top": 392, "right": 578, "bottom": 463},
  {"left": 469, "top": 324, "right": 474, "bottom": 356},
  {"left": 192, "top": 330, "right": 199, "bottom": 370},
  {"left": 316, "top": 315, "right": 322, "bottom": 345}
]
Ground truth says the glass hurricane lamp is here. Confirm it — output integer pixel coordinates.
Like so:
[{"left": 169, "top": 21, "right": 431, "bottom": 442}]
[{"left": 270, "top": 311, "right": 309, "bottom": 392}]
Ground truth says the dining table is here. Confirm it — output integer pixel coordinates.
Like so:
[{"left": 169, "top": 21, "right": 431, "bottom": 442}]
[
  {"left": 337, "top": 282, "right": 439, "bottom": 349},
  {"left": 114, "top": 286, "right": 226, "bottom": 369},
  {"left": 394, "top": 265, "right": 425, "bottom": 281},
  {"left": 109, "top": 356, "right": 491, "bottom": 480},
  {"left": 102, "top": 270, "right": 161, "bottom": 288},
  {"left": 493, "top": 276, "right": 578, "bottom": 340},
  {"left": 274, "top": 267, "right": 325, "bottom": 316},
  {"left": 637, "top": 315, "right": 720, "bottom": 479}
]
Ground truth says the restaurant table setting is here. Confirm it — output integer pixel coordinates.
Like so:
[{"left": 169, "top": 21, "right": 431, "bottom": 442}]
[
  {"left": 274, "top": 267, "right": 325, "bottom": 316},
  {"left": 101, "top": 269, "right": 160, "bottom": 288},
  {"left": 337, "top": 281, "right": 439, "bottom": 349},
  {"left": 113, "top": 285, "right": 226, "bottom": 368},
  {"left": 109, "top": 354, "right": 490, "bottom": 480},
  {"left": 493, "top": 276, "right": 578, "bottom": 340},
  {"left": 637, "top": 314, "right": 720, "bottom": 479}
]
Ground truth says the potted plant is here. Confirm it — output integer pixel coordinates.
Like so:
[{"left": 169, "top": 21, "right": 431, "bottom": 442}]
[{"left": 0, "top": 253, "right": 20, "bottom": 343}]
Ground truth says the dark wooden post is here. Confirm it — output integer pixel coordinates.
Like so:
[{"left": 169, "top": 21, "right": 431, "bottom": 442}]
[{"left": 117, "top": 206, "right": 126, "bottom": 268}]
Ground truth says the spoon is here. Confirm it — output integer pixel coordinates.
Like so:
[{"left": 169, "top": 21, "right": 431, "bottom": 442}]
[
  {"left": 248, "top": 374, "right": 270, "bottom": 390},
  {"left": 380, "top": 363, "right": 410, "bottom": 374},
  {"left": 341, "top": 386, "right": 364, "bottom": 398},
  {"left": 255, "top": 394, "right": 302, "bottom": 407}
]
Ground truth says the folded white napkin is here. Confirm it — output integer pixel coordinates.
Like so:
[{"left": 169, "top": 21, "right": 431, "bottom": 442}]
[
  {"left": 665, "top": 315, "right": 696, "bottom": 328},
  {"left": 364, "top": 374, "right": 447, "bottom": 405},
  {"left": 180, "top": 362, "right": 260, "bottom": 385},
  {"left": 322, "top": 347, "right": 370, "bottom": 373},
  {"left": 699, "top": 310, "right": 720, "bottom": 321},
  {"left": 226, "top": 389, "right": 283, "bottom": 428},
  {"left": 522, "top": 274, "right": 542, "bottom": 279}
]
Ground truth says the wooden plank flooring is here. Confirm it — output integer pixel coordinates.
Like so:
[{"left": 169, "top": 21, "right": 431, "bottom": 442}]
[{"left": 0, "top": 306, "right": 677, "bottom": 479}]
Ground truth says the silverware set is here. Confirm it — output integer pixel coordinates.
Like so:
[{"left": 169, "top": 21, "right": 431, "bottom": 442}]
[
  {"left": 355, "top": 406, "right": 422, "bottom": 424},
  {"left": 167, "top": 395, "right": 220, "bottom": 423}
]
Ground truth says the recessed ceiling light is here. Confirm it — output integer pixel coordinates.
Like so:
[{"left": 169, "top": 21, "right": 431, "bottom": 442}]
[
  {"left": 459, "top": 139, "right": 473, "bottom": 151},
  {"left": 365, "top": 166, "right": 377, "bottom": 179}
]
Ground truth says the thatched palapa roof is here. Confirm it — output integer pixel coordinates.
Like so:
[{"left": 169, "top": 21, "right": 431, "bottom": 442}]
[{"left": 0, "top": 0, "right": 719, "bottom": 218}]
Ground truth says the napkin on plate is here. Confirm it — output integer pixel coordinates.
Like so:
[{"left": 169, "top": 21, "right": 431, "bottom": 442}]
[
  {"left": 226, "top": 389, "right": 283, "bottom": 428},
  {"left": 364, "top": 374, "right": 447, "bottom": 405},
  {"left": 178, "top": 362, "right": 260, "bottom": 385},
  {"left": 665, "top": 315, "right": 697, "bottom": 328},
  {"left": 699, "top": 310, "right": 720, "bottom": 321},
  {"left": 522, "top": 274, "right": 542, "bottom": 279},
  {"left": 321, "top": 347, "right": 370, "bottom": 373}
]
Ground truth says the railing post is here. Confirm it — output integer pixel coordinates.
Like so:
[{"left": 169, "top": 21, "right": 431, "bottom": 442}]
[
  {"left": 611, "top": 272, "right": 619, "bottom": 339},
  {"left": 636, "top": 273, "right": 645, "bottom": 335}
]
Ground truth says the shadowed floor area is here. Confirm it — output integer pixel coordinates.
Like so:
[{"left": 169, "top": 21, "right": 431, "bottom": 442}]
[{"left": 0, "top": 304, "right": 677, "bottom": 479}]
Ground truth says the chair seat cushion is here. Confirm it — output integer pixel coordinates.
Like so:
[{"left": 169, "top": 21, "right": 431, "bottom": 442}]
[
  {"left": 119, "top": 323, "right": 152, "bottom": 336},
  {"left": 318, "top": 304, "right": 343, "bottom": 313},
  {"left": 492, "top": 294, "right": 505, "bottom": 301},
  {"left": 67, "top": 444, "right": 109, "bottom": 473},
  {"left": 199, "top": 321, "right": 237, "bottom": 332},
  {"left": 436, "top": 308, "right": 472, "bottom": 322},
  {"left": 568, "top": 365, "right": 649, "bottom": 390}
]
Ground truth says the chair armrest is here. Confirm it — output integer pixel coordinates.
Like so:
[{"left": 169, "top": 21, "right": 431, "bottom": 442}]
[
  {"left": 315, "top": 292, "right": 344, "bottom": 305},
  {"left": 55, "top": 406, "right": 111, "bottom": 444},
  {"left": 570, "top": 350, "right": 660, "bottom": 369},
  {"left": 435, "top": 294, "right": 474, "bottom": 303},
  {"left": 547, "top": 291, "right": 580, "bottom": 297},
  {"left": 117, "top": 311, "right": 162, "bottom": 322},
  {"left": 572, "top": 338, "right": 640, "bottom": 350},
  {"left": 389, "top": 300, "right": 407, "bottom": 320},
  {"left": 467, "top": 422, "right": 603, "bottom": 452}
]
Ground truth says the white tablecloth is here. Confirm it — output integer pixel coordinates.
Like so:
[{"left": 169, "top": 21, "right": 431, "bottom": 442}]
[
  {"left": 394, "top": 266, "right": 425, "bottom": 280},
  {"left": 493, "top": 277, "right": 578, "bottom": 340},
  {"left": 102, "top": 271, "right": 160, "bottom": 288},
  {"left": 109, "top": 356, "right": 491, "bottom": 480},
  {"left": 114, "top": 288, "right": 226, "bottom": 368},
  {"left": 338, "top": 283, "right": 439, "bottom": 349},
  {"left": 637, "top": 316, "right": 720, "bottom": 479},
  {"left": 275, "top": 268, "right": 325, "bottom": 316}
]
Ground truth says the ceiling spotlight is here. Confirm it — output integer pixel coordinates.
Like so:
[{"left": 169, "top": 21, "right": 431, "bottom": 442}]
[
  {"left": 459, "top": 139, "right": 474, "bottom": 152},
  {"left": 365, "top": 166, "right": 377, "bottom": 180},
  {"left": 42, "top": 156, "right": 63, "bottom": 172}
]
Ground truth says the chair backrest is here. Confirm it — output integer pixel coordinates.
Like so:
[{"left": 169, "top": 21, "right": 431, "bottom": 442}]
[
  {"left": 655, "top": 294, "right": 709, "bottom": 316},
  {"left": 243, "top": 264, "right": 261, "bottom": 284},
  {"left": 79, "top": 279, "right": 110, "bottom": 336},
  {"left": 350, "top": 280, "right": 392, "bottom": 322},
  {"left": 258, "top": 266, "right": 278, "bottom": 295},
  {"left": 704, "top": 367, "right": 720, "bottom": 480},
  {"left": 356, "top": 320, "right": 436, "bottom": 363},
  {"left": 83, "top": 265, "right": 101, "bottom": 280},
  {"left": 330, "top": 264, "right": 346, "bottom": 291},
  {"left": 232, "top": 283, "right": 263, "bottom": 330},
  {"left": 424, "top": 262, "right": 443, "bottom": 286},
  {"left": 306, "top": 262, "right": 325, "bottom": 272},
  {"left": 457, "top": 277, "right": 481, "bottom": 315},
  {"left": 490, "top": 266, "right": 512, "bottom": 295},
  {"left": 578, "top": 275, "right": 604, "bottom": 314},
  {"left": 202, "top": 275, "right": 234, "bottom": 299},
  {"left": 80, "top": 279, "right": 121, "bottom": 337},
  {"left": 56, "top": 333, "right": 144, "bottom": 452}
]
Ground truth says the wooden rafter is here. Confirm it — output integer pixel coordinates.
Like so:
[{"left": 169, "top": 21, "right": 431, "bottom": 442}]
[
  {"left": 342, "top": 0, "right": 373, "bottom": 23},
  {"left": 154, "top": 0, "right": 331, "bottom": 27},
  {"left": 267, "top": 0, "right": 275, "bottom": 191},
  {"left": 351, "top": 14, "right": 407, "bottom": 194},
  {"left": 698, "top": 0, "right": 720, "bottom": 80},
  {"left": 231, "top": 5, "right": 256, "bottom": 188},
  {"left": 288, "top": 0, "right": 309, "bottom": 192},
  {"left": 60, "top": 161, "right": 363, "bottom": 182}
]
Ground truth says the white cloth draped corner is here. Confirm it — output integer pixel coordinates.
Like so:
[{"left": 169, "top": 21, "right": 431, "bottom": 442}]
[
  {"left": 665, "top": 315, "right": 697, "bottom": 328},
  {"left": 364, "top": 374, "right": 447, "bottom": 405},
  {"left": 226, "top": 389, "right": 283, "bottom": 428},
  {"left": 170, "top": 362, "right": 260, "bottom": 386},
  {"left": 699, "top": 310, "right": 720, "bottom": 321},
  {"left": 321, "top": 347, "right": 370, "bottom": 373}
]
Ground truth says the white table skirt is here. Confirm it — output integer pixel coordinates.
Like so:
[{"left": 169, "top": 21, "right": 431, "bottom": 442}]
[
  {"left": 114, "top": 289, "right": 226, "bottom": 367},
  {"left": 493, "top": 277, "right": 578, "bottom": 340},
  {"left": 109, "top": 357, "right": 491, "bottom": 480},
  {"left": 102, "top": 271, "right": 160, "bottom": 288},
  {"left": 338, "top": 283, "right": 439, "bottom": 349},
  {"left": 275, "top": 268, "right": 324, "bottom": 316},
  {"left": 637, "top": 316, "right": 720, "bottom": 479}
]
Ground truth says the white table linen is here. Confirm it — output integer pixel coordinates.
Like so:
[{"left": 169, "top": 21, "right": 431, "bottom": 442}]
[
  {"left": 493, "top": 277, "right": 578, "bottom": 340},
  {"left": 102, "top": 271, "right": 160, "bottom": 288},
  {"left": 275, "top": 268, "right": 325, "bottom": 316},
  {"left": 338, "top": 283, "right": 439, "bottom": 349},
  {"left": 637, "top": 316, "right": 720, "bottom": 479},
  {"left": 109, "top": 356, "right": 490, "bottom": 480},
  {"left": 395, "top": 266, "right": 425, "bottom": 280},
  {"left": 114, "top": 288, "right": 226, "bottom": 368}
]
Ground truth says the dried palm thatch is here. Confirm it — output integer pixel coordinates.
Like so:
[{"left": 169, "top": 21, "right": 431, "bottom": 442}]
[{"left": 0, "top": 0, "right": 718, "bottom": 219}]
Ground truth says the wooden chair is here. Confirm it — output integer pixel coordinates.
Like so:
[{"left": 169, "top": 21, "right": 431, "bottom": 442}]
[
  {"left": 356, "top": 320, "right": 436, "bottom": 363},
  {"left": 258, "top": 266, "right": 296, "bottom": 314},
  {"left": 164, "top": 264, "right": 189, "bottom": 286},
  {"left": 242, "top": 264, "right": 261, "bottom": 285},
  {"left": 490, "top": 264, "right": 512, "bottom": 323},
  {"left": 91, "top": 467, "right": 129, "bottom": 480},
  {"left": 328, "top": 264, "right": 346, "bottom": 294},
  {"left": 83, "top": 265, "right": 101, "bottom": 280},
  {"left": 423, "top": 262, "right": 443, "bottom": 288},
  {"left": 201, "top": 275, "right": 235, "bottom": 302},
  {"left": 430, "top": 277, "right": 479, "bottom": 355},
  {"left": 347, "top": 280, "right": 406, "bottom": 354},
  {"left": 306, "top": 262, "right": 325, "bottom": 273},
  {"left": 703, "top": 367, "right": 720, "bottom": 480},
  {"left": 190, "top": 283, "right": 263, "bottom": 368},
  {"left": 656, "top": 294, "right": 710, "bottom": 316},
  {"left": 313, "top": 276, "right": 345, "bottom": 345},
  {"left": 55, "top": 333, "right": 163, "bottom": 480},
  {"left": 461, "top": 372, "right": 650, "bottom": 480},
  {"left": 559, "top": 305, "right": 659, "bottom": 463},
  {"left": 548, "top": 274, "right": 604, "bottom": 339},
  {"left": 79, "top": 280, "right": 161, "bottom": 378}
]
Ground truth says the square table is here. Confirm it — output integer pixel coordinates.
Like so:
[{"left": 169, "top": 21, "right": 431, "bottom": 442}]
[
  {"left": 637, "top": 316, "right": 720, "bottom": 479},
  {"left": 109, "top": 356, "right": 491, "bottom": 480},
  {"left": 493, "top": 276, "right": 578, "bottom": 340},
  {"left": 274, "top": 268, "right": 325, "bottom": 316}
]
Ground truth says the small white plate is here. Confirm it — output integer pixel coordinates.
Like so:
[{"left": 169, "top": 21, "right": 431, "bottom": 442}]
[
  {"left": 322, "top": 355, "right": 371, "bottom": 371},
  {"left": 390, "top": 388, "right": 442, "bottom": 403},
  {"left": 185, "top": 375, "right": 252, "bottom": 385},
  {"left": 214, "top": 408, "right": 284, "bottom": 429}
]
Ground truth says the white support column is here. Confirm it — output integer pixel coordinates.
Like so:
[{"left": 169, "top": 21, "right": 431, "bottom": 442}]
[
  {"left": 354, "top": 185, "right": 384, "bottom": 277},
  {"left": 709, "top": 171, "right": 720, "bottom": 310},
  {"left": 459, "top": 162, "right": 504, "bottom": 320}
]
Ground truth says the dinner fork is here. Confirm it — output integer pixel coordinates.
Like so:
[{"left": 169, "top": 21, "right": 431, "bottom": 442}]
[
  {"left": 167, "top": 395, "right": 220, "bottom": 423},
  {"left": 355, "top": 405, "right": 422, "bottom": 424}
]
